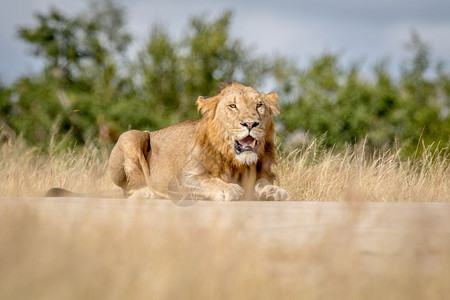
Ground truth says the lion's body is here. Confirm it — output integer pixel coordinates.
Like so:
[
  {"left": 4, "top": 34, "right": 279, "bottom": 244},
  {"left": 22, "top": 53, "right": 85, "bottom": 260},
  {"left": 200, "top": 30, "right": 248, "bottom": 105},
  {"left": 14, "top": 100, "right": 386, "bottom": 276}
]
[
  {"left": 109, "top": 82, "right": 287, "bottom": 201},
  {"left": 47, "top": 82, "right": 287, "bottom": 201}
]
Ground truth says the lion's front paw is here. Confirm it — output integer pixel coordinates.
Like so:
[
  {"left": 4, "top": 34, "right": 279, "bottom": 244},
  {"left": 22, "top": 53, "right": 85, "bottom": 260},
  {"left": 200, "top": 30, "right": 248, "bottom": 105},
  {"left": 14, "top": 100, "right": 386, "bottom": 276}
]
[
  {"left": 128, "top": 187, "right": 155, "bottom": 199},
  {"left": 212, "top": 183, "right": 244, "bottom": 202},
  {"left": 257, "top": 184, "right": 288, "bottom": 201}
]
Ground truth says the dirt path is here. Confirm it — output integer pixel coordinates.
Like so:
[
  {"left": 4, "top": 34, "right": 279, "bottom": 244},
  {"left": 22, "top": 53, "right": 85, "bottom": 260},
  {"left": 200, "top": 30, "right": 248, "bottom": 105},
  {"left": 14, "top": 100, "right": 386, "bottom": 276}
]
[
  {"left": 4, "top": 197, "right": 449, "bottom": 255},
  {"left": 1, "top": 198, "right": 449, "bottom": 299}
]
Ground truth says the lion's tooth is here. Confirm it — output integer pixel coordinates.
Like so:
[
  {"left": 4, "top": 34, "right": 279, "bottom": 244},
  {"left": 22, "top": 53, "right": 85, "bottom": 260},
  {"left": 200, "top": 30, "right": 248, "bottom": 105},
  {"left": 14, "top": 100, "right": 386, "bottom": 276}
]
[{"left": 251, "top": 139, "right": 256, "bottom": 148}]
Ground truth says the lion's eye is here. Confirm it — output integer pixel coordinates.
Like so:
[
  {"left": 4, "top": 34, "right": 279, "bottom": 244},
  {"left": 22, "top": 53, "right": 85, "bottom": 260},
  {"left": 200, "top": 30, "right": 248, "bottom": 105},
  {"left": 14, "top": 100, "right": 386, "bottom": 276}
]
[
  {"left": 228, "top": 104, "right": 237, "bottom": 109},
  {"left": 256, "top": 103, "right": 263, "bottom": 108}
]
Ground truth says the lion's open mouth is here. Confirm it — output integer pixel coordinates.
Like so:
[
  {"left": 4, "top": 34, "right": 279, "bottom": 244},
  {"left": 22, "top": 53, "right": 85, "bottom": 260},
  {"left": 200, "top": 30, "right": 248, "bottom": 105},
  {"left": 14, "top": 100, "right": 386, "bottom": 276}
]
[{"left": 235, "top": 136, "right": 258, "bottom": 154}]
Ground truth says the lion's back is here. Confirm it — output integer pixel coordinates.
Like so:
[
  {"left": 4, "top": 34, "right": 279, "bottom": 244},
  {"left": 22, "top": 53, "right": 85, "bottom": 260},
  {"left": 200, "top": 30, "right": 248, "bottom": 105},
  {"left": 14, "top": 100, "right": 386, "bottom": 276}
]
[{"left": 150, "top": 120, "right": 199, "bottom": 151}]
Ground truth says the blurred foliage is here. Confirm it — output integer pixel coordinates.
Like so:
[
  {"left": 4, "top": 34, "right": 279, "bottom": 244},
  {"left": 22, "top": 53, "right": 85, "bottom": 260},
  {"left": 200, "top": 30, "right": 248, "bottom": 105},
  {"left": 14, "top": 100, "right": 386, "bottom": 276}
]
[
  {"left": 281, "top": 34, "right": 450, "bottom": 156},
  {"left": 1, "top": 0, "right": 449, "bottom": 157}
]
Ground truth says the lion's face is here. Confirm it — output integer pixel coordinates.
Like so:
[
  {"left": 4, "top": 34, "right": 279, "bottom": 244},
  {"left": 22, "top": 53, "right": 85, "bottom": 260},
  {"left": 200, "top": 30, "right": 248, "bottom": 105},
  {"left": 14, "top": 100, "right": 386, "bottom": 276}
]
[{"left": 197, "top": 82, "right": 279, "bottom": 165}]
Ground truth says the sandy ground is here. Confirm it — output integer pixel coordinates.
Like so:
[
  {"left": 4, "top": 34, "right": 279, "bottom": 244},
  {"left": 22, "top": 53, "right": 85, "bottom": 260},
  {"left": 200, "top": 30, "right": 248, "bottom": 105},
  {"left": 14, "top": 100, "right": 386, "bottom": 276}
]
[
  {"left": 1, "top": 197, "right": 449, "bottom": 299},
  {"left": 3, "top": 197, "right": 449, "bottom": 255}
]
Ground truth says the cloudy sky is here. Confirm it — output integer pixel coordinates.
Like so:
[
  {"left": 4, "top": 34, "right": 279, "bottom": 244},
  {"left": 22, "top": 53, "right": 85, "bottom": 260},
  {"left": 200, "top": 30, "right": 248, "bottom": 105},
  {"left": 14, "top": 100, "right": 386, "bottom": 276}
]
[{"left": 1, "top": 0, "right": 449, "bottom": 83}]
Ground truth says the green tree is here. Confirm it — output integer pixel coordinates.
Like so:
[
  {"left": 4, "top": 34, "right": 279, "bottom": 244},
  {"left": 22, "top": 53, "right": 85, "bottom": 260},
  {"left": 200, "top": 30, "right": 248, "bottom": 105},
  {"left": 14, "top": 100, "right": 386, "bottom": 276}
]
[
  {"left": 18, "top": 0, "right": 130, "bottom": 87},
  {"left": 280, "top": 33, "right": 450, "bottom": 155},
  {"left": 13, "top": 0, "right": 132, "bottom": 147},
  {"left": 17, "top": 9, "right": 82, "bottom": 86},
  {"left": 132, "top": 26, "right": 183, "bottom": 129},
  {"left": 397, "top": 32, "right": 449, "bottom": 154},
  {"left": 281, "top": 54, "right": 344, "bottom": 147}
]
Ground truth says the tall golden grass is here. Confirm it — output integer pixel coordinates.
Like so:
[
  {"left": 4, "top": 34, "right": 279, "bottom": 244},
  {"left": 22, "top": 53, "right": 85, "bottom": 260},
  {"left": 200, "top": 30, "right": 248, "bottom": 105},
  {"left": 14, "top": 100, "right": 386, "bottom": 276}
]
[
  {"left": 278, "top": 139, "right": 449, "bottom": 202},
  {"left": 1, "top": 137, "right": 448, "bottom": 202},
  {"left": 0, "top": 138, "right": 115, "bottom": 197}
]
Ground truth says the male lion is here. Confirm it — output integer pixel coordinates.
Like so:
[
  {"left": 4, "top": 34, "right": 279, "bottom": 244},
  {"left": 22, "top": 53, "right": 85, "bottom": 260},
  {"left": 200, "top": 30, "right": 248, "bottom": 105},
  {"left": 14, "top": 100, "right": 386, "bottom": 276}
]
[{"left": 109, "top": 82, "right": 287, "bottom": 201}]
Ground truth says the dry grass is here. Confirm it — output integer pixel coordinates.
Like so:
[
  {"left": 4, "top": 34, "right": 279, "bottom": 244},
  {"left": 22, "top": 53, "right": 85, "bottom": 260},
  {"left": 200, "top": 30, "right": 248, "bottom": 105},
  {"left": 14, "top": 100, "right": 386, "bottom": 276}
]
[
  {"left": 0, "top": 139, "right": 116, "bottom": 197},
  {"left": 1, "top": 139, "right": 449, "bottom": 299},
  {"left": 278, "top": 140, "right": 450, "bottom": 202},
  {"left": 1, "top": 138, "right": 449, "bottom": 202}
]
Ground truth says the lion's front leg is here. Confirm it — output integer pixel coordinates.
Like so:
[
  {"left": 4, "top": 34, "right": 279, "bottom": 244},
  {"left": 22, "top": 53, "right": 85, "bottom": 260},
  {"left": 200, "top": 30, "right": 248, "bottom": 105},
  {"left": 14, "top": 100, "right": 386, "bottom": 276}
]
[{"left": 255, "top": 178, "right": 288, "bottom": 201}]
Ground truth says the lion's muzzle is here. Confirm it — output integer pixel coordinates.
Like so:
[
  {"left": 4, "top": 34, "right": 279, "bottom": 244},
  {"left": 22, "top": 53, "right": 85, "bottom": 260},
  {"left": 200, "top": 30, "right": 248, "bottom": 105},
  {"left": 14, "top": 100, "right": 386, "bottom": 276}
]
[{"left": 235, "top": 135, "right": 258, "bottom": 154}]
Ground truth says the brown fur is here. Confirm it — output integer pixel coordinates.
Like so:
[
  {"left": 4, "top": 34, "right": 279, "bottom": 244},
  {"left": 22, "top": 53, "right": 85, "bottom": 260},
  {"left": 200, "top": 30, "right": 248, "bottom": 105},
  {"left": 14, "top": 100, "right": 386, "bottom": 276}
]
[
  {"left": 194, "top": 94, "right": 277, "bottom": 191},
  {"left": 183, "top": 82, "right": 286, "bottom": 200},
  {"left": 109, "top": 130, "right": 152, "bottom": 196}
]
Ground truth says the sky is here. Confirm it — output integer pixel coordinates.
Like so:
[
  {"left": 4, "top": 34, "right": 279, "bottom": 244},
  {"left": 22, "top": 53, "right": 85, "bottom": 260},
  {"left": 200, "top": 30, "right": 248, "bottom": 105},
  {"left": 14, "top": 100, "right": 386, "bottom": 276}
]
[{"left": 1, "top": 0, "right": 450, "bottom": 84}]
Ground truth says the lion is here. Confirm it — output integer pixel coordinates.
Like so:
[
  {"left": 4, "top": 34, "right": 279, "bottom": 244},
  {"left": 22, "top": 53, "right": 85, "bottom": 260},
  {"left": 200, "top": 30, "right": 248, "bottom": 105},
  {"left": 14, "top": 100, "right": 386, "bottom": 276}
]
[{"left": 48, "top": 82, "right": 288, "bottom": 201}]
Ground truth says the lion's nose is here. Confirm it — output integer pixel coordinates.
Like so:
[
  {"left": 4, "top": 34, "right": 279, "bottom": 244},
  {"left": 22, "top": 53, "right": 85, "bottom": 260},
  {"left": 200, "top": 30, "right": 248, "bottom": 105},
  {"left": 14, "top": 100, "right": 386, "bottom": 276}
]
[{"left": 240, "top": 122, "right": 259, "bottom": 129}]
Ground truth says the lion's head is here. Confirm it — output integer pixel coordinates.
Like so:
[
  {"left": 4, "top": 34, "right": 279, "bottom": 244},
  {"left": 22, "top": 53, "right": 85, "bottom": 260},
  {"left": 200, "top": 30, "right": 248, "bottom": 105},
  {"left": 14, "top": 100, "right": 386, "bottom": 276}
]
[{"left": 196, "top": 82, "right": 279, "bottom": 167}]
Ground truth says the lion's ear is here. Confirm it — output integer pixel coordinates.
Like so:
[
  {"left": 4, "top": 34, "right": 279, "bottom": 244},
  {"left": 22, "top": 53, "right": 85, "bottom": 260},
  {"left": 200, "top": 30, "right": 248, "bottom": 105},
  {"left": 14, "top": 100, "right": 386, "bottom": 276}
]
[
  {"left": 264, "top": 92, "right": 280, "bottom": 116},
  {"left": 197, "top": 96, "right": 219, "bottom": 117}
]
